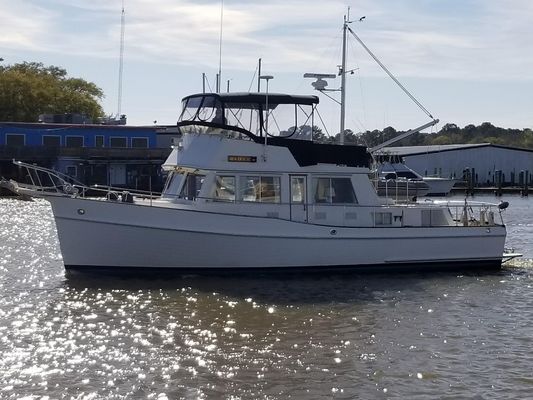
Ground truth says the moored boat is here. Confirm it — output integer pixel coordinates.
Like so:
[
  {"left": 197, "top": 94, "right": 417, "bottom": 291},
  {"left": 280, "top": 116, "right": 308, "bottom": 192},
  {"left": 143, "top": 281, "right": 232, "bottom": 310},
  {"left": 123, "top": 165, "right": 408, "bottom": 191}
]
[
  {"left": 9, "top": 91, "right": 515, "bottom": 270},
  {"left": 8, "top": 13, "right": 521, "bottom": 271},
  {"left": 374, "top": 162, "right": 456, "bottom": 198}
]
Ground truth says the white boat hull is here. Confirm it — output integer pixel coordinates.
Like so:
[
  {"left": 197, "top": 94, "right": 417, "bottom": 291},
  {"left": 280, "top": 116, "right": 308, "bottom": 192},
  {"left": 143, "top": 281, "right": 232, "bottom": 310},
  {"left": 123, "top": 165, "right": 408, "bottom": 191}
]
[
  {"left": 423, "top": 177, "right": 457, "bottom": 196},
  {"left": 49, "top": 196, "right": 506, "bottom": 270}
]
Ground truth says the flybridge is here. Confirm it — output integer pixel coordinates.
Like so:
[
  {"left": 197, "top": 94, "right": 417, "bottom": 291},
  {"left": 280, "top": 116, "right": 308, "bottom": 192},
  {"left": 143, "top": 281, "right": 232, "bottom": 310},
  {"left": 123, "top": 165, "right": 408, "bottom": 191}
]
[
  {"left": 178, "top": 92, "right": 319, "bottom": 138},
  {"left": 175, "top": 92, "right": 370, "bottom": 168}
]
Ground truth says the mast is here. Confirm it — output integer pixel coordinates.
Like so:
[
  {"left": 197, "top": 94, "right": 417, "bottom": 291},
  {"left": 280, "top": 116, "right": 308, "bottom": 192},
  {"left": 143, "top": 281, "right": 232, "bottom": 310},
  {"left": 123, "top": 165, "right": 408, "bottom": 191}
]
[{"left": 340, "top": 13, "right": 348, "bottom": 145}]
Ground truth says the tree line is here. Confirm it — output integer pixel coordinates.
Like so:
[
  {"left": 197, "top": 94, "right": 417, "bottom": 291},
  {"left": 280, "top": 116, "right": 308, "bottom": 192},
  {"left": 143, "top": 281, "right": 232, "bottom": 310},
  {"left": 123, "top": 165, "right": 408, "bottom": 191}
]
[
  {"left": 297, "top": 123, "right": 533, "bottom": 149},
  {"left": 1, "top": 61, "right": 531, "bottom": 150}
]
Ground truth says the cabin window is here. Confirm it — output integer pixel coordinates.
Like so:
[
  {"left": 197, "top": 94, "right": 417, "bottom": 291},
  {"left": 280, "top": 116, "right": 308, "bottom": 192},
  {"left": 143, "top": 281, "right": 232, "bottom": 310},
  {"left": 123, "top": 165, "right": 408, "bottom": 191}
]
[
  {"left": 314, "top": 177, "right": 357, "bottom": 204},
  {"left": 43, "top": 135, "right": 61, "bottom": 147},
  {"left": 374, "top": 212, "right": 392, "bottom": 225},
  {"left": 214, "top": 176, "right": 236, "bottom": 201},
  {"left": 65, "top": 136, "right": 84, "bottom": 147},
  {"left": 162, "top": 171, "right": 184, "bottom": 198},
  {"left": 179, "top": 173, "right": 205, "bottom": 200},
  {"left": 240, "top": 176, "right": 281, "bottom": 203}
]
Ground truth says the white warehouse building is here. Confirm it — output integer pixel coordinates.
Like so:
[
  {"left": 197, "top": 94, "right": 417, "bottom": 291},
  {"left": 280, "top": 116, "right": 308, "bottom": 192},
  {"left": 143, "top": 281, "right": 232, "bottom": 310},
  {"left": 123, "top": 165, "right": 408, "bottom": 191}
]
[{"left": 382, "top": 143, "right": 533, "bottom": 186}]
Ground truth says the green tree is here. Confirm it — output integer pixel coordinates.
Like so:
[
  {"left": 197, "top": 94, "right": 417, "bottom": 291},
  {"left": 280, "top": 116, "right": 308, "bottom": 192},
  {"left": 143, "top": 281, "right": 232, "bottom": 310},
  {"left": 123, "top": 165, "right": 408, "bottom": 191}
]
[{"left": 0, "top": 62, "right": 104, "bottom": 122}]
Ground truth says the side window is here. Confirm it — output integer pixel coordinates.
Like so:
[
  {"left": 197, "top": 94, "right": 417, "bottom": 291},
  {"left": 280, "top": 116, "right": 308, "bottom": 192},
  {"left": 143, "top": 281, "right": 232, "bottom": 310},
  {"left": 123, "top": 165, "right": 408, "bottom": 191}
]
[
  {"left": 314, "top": 177, "right": 357, "bottom": 204},
  {"left": 240, "top": 176, "right": 280, "bottom": 203},
  {"left": 131, "top": 137, "right": 149, "bottom": 148},
  {"left": 65, "top": 136, "right": 84, "bottom": 147},
  {"left": 95, "top": 135, "right": 105, "bottom": 147},
  {"left": 374, "top": 212, "right": 392, "bottom": 225},
  {"left": 179, "top": 173, "right": 205, "bottom": 200},
  {"left": 110, "top": 137, "right": 127, "bottom": 148},
  {"left": 6, "top": 134, "right": 25, "bottom": 146},
  {"left": 331, "top": 178, "right": 357, "bottom": 203},
  {"left": 43, "top": 136, "right": 61, "bottom": 147},
  {"left": 259, "top": 177, "right": 280, "bottom": 203},
  {"left": 214, "top": 176, "right": 235, "bottom": 201}
]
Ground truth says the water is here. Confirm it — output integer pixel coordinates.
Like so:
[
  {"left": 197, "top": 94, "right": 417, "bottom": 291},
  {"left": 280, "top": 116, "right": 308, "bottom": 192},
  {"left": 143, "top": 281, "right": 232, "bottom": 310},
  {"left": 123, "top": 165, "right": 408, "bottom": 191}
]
[{"left": 0, "top": 196, "right": 532, "bottom": 399}]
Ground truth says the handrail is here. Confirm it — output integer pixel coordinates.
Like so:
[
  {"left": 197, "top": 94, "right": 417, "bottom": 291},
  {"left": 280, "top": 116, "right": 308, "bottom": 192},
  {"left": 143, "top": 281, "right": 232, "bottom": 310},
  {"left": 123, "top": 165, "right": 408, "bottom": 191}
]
[
  {"left": 12, "top": 159, "right": 505, "bottom": 228},
  {"left": 11, "top": 160, "right": 160, "bottom": 199},
  {"left": 14, "top": 159, "right": 86, "bottom": 187}
]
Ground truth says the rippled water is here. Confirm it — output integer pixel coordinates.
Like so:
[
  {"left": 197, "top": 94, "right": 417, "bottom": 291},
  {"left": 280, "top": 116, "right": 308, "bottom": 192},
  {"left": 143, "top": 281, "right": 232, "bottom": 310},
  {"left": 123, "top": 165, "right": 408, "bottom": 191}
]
[{"left": 0, "top": 196, "right": 532, "bottom": 399}]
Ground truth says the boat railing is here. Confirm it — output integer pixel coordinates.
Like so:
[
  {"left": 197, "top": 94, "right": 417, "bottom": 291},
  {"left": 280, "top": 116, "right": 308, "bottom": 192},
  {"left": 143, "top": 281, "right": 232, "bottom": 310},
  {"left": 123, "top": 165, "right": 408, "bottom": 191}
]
[
  {"left": 382, "top": 199, "right": 505, "bottom": 227},
  {"left": 11, "top": 160, "right": 161, "bottom": 202},
  {"left": 175, "top": 194, "right": 505, "bottom": 228},
  {"left": 371, "top": 176, "right": 429, "bottom": 201},
  {"left": 437, "top": 199, "right": 507, "bottom": 227},
  {"left": 13, "top": 160, "right": 89, "bottom": 197},
  {"left": 12, "top": 160, "right": 504, "bottom": 228}
]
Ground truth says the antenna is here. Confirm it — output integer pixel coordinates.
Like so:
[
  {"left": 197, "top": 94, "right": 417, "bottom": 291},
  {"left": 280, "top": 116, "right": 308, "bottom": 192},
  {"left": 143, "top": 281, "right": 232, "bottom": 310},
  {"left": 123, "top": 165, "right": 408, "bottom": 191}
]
[
  {"left": 303, "top": 73, "right": 336, "bottom": 91},
  {"left": 304, "top": 13, "right": 353, "bottom": 145},
  {"left": 339, "top": 11, "right": 353, "bottom": 145},
  {"left": 217, "top": 0, "right": 224, "bottom": 93},
  {"left": 257, "top": 58, "right": 262, "bottom": 92},
  {"left": 117, "top": 0, "right": 125, "bottom": 118}
]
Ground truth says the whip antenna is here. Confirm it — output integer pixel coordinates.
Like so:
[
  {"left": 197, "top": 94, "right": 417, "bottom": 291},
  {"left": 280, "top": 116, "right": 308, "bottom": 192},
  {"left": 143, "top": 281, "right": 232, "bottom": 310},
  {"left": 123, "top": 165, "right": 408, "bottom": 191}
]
[{"left": 117, "top": 0, "right": 125, "bottom": 117}]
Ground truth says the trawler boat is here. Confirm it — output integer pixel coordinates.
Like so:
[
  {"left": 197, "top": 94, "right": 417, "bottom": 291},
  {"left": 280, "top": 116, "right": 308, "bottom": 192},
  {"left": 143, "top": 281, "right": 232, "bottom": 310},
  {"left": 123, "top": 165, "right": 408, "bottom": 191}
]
[{"left": 9, "top": 92, "right": 514, "bottom": 270}]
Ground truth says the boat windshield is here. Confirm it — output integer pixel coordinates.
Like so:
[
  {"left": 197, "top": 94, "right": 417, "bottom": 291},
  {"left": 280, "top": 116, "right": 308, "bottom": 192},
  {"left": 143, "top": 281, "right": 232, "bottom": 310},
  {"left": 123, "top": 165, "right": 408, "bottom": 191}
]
[
  {"left": 178, "top": 93, "right": 319, "bottom": 140},
  {"left": 394, "top": 171, "right": 419, "bottom": 179}
]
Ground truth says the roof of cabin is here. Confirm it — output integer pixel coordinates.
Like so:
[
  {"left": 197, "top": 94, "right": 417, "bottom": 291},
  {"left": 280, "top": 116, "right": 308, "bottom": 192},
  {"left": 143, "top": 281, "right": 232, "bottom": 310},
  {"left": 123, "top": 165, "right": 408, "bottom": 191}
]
[{"left": 182, "top": 92, "right": 319, "bottom": 107}]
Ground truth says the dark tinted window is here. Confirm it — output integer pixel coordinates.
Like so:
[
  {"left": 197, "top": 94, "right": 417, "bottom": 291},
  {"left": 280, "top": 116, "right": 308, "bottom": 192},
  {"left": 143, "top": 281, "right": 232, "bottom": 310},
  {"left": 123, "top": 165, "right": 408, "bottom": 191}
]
[
  {"left": 314, "top": 177, "right": 357, "bottom": 204},
  {"left": 65, "top": 136, "right": 83, "bottom": 147},
  {"left": 131, "top": 137, "right": 148, "bottom": 148},
  {"left": 6, "top": 134, "right": 25, "bottom": 146},
  {"left": 43, "top": 136, "right": 60, "bottom": 147},
  {"left": 110, "top": 137, "right": 127, "bottom": 148},
  {"left": 95, "top": 135, "right": 104, "bottom": 147}
]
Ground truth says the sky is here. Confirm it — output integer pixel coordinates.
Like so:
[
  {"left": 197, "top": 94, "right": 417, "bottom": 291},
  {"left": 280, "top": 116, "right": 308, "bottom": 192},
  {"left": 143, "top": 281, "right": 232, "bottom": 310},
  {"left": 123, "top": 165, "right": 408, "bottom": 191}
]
[{"left": 1, "top": 0, "right": 532, "bottom": 134}]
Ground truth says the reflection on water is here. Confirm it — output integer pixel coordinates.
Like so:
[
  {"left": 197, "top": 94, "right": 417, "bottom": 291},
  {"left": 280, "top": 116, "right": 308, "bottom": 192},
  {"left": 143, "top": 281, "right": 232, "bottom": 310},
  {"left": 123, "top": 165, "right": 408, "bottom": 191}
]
[{"left": 0, "top": 197, "right": 532, "bottom": 399}]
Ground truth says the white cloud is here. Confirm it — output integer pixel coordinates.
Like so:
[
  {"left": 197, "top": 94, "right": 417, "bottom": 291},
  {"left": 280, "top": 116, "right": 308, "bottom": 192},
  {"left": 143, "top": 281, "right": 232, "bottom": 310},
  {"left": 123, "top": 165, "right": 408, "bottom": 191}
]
[
  {"left": 1, "top": 0, "right": 531, "bottom": 129},
  {"left": 0, "top": 1, "right": 56, "bottom": 50},
  {"left": 2, "top": 0, "right": 532, "bottom": 81}
]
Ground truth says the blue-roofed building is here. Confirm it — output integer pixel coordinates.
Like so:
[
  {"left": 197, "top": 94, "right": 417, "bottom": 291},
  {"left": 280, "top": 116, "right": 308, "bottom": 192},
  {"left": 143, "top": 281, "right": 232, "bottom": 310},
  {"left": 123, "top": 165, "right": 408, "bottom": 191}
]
[
  {"left": 0, "top": 122, "right": 172, "bottom": 194},
  {"left": 0, "top": 122, "right": 158, "bottom": 148}
]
